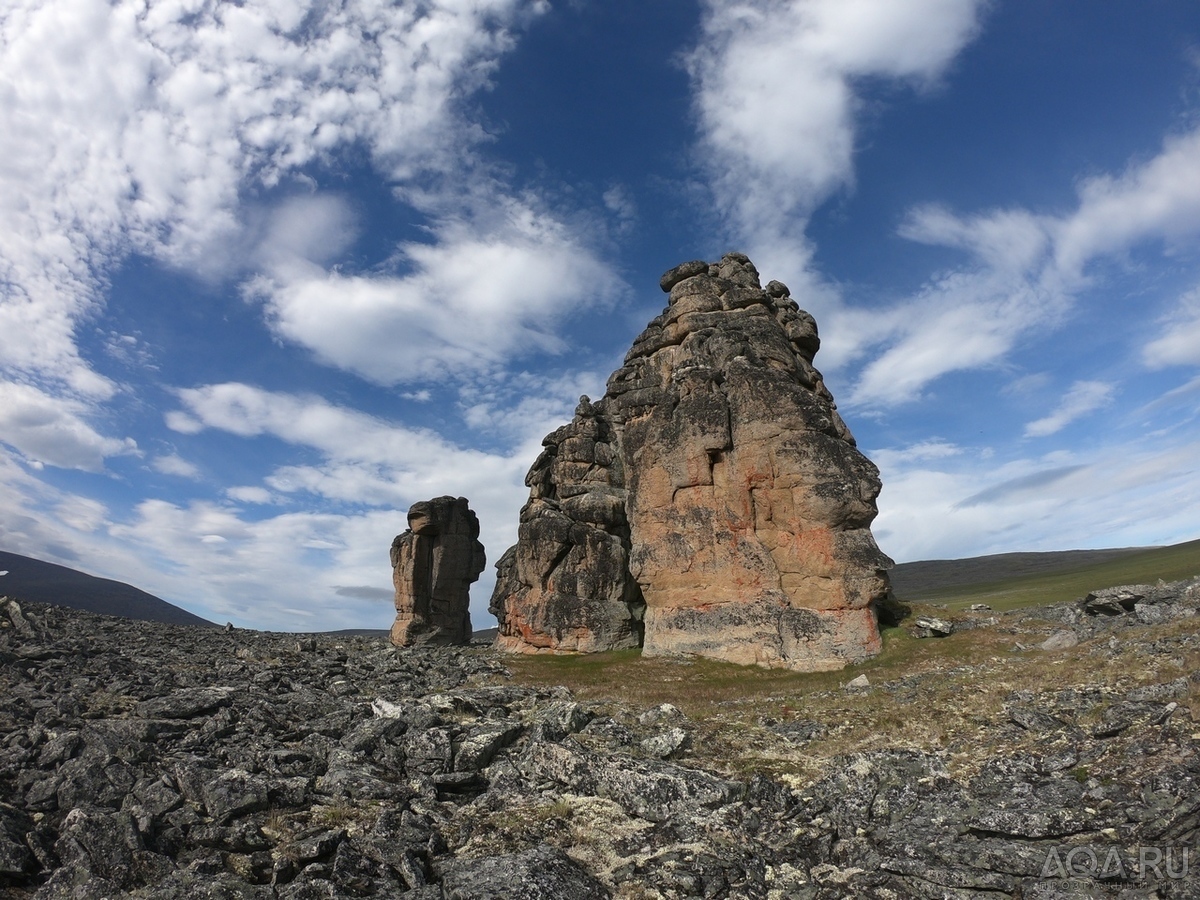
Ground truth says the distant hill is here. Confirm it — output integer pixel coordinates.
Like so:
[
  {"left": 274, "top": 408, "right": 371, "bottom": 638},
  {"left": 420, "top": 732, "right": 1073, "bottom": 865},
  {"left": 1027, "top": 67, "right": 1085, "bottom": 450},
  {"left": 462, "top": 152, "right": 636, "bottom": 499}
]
[
  {"left": 889, "top": 547, "right": 1147, "bottom": 595},
  {"left": 890, "top": 538, "right": 1200, "bottom": 611},
  {"left": 0, "top": 551, "right": 216, "bottom": 628}
]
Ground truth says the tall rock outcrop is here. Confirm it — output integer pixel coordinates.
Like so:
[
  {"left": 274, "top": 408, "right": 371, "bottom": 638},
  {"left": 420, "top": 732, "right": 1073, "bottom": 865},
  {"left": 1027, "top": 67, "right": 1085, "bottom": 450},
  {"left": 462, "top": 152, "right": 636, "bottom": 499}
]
[
  {"left": 391, "top": 496, "right": 486, "bottom": 647},
  {"left": 491, "top": 254, "right": 892, "bottom": 671}
]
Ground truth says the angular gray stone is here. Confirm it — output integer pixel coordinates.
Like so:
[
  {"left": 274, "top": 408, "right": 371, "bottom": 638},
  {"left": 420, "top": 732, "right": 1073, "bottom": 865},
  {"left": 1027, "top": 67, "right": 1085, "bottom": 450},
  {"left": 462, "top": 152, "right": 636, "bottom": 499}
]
[{"left": 442, "top": 844, "right": 610, "bottom": 899}]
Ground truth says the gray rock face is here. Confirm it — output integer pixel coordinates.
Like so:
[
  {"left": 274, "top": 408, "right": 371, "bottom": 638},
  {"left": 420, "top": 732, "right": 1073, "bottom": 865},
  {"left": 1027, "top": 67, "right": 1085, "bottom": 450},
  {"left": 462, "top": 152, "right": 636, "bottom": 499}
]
[
  {"left": 491, "top": 253, "right": 892, "bottom": 670},
  {"left": 391, "top": 496, "right": 486, "bottom": 647}
]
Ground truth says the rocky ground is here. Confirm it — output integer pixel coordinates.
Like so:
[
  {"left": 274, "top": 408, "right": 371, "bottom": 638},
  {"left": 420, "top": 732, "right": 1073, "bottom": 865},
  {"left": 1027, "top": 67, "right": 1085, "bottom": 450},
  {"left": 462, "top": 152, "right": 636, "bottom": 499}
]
[{"left": 1, "top": 581, "right": 1198, "bottom": 899}]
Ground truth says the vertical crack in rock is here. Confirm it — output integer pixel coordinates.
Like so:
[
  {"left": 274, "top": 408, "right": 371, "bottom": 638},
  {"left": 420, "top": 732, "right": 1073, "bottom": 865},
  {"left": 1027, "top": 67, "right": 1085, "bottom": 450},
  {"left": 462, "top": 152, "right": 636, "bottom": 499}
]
[
  {"left": 491, "top": 254, "right": 893, "bottom": 670},
  {"left": 391, "top": 497, "right": 486, "bottom": 647}
]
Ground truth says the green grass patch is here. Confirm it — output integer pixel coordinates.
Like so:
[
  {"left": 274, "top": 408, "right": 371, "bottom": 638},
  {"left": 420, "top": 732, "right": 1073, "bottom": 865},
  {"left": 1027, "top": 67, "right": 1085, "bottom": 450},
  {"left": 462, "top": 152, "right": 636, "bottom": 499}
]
[{"left": 897, "top": 539, "right": 1200, "bottom": 612}]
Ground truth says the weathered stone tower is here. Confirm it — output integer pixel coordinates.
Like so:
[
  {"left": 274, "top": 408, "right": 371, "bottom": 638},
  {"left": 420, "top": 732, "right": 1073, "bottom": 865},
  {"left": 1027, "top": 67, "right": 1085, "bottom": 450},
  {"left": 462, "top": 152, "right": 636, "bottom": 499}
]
[{"left": 489, "top": 254, "right": 892, "bottom": 671}]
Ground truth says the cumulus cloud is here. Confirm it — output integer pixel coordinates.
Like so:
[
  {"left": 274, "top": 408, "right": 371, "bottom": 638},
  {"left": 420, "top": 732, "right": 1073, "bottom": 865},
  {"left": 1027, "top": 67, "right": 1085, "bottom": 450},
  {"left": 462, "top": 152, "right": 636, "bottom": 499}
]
[
  {"left": 0, "top": 0, "right": 548, "bottom": 394},
  {"left": 0, "top": 381, "right": 138, "bottom": 471},
  {"left": 1024, "top": 381, "right": 1115, "bottom": 438},
  {"left": 249, "top": 196, "right": 624, "bottom": 385}
]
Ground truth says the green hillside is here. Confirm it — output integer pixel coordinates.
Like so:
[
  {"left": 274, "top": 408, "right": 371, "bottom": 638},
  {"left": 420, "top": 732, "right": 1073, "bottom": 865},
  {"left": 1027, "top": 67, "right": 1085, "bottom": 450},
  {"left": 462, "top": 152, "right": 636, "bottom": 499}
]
[{"left": 892, "top": 538, "right": 1200, "bottom": 611}]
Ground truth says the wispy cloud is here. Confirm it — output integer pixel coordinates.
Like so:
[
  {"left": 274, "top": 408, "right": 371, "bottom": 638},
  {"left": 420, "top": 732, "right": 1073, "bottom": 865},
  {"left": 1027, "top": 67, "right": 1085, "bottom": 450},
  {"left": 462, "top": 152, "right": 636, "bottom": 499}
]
[
  {"left": 686, "top": 0, "right": 987, "bottom": 297},
  {"left": 151, "top": 454, "right": 202, "bottom": 479},
  {"left": 1144, "top": 284, "right": 1200, "bottom": 369},
  {"left": 871, "top": 440, "right": 1200, "bottom": 563},
  {"left": 684, "top": 2, "right": 1200, "bottom": 410},
  {"left": 1023, "top": 381, "right": 1115, "bottom": 438},
  {"left": 847, "top": 122, "right": 1200, "bottom": 408}
]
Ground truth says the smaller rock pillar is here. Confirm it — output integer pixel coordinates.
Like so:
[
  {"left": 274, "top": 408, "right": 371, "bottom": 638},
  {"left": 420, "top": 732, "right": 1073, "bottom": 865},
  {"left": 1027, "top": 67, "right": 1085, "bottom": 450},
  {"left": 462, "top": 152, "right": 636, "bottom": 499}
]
[{"left": 390, "top": 496, "right": 486, "bottom": 646}]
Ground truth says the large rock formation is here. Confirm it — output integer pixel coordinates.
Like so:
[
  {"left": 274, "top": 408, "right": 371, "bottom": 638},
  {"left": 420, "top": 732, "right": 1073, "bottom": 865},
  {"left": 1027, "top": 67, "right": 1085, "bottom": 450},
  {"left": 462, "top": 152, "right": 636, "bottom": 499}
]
[
  {"left": 491, "top": 253, "right": 893, "bottom": 670},
  {"left": 390, "top": 496, "right": 486, "bottom": 647}
]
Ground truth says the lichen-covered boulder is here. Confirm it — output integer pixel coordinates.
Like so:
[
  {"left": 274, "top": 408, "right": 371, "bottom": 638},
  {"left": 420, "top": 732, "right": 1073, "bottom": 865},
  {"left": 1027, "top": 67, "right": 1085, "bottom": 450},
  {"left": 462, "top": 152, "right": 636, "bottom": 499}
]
[
  {"left": 490, "top": 254, "right": 892, "bottom": 670},
  {"left": 391, "top": 496, "right": 486, "bottom": 647}
]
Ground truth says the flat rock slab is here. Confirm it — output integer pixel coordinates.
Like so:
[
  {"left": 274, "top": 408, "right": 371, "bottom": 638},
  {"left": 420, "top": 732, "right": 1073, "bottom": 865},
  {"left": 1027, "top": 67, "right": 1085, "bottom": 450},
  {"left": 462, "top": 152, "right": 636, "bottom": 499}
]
[{"left": 135, "top": 687, "right": 235, "bottom": 719}]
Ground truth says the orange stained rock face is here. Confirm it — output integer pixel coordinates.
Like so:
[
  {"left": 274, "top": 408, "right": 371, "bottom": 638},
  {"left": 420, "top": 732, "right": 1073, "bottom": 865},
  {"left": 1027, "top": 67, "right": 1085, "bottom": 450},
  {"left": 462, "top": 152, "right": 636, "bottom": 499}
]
[
  {"left": 778, "top": 527, "right": 837, "bottom": 571},
  {"left": 489, "top": 254, "right": 892, "bottom": 671}
]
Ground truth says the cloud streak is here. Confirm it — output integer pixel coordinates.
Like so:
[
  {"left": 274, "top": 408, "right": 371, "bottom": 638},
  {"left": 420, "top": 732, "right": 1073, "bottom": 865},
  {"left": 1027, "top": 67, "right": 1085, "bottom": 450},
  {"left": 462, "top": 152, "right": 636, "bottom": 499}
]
[
  {"left": 848, "top": 121, "right": 1200, "bottom": 408},
  {"left": 1024, "top": 381, "right": 1115, "bottom": 438}
]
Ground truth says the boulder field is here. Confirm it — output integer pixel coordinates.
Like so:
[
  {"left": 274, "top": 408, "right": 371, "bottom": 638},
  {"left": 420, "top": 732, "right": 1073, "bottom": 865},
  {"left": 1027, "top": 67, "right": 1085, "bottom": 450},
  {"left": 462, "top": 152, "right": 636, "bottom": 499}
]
[{"left": 1, "top": 580, "right": 1198, "bottom": 898}]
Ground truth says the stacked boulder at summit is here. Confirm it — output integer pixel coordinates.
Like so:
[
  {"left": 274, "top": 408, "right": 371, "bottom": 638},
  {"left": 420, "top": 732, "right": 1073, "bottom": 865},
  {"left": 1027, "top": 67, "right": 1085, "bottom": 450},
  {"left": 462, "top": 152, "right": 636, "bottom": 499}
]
[
  {"left": 490, "top": 253, "right": 893, "bottom": 671},
  {"left": 390, "top": 496, "right": 486, "bottom": 647}
]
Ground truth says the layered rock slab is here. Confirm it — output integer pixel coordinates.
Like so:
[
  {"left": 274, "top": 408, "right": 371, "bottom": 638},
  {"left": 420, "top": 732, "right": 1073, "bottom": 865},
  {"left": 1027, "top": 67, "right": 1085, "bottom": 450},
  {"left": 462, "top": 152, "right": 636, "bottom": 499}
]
[
  {"left": 491, "top": 253, "right": 893, "bottom": 670},
  {"left": 391, "top": 496, "right": 486, "bottom": 647}
]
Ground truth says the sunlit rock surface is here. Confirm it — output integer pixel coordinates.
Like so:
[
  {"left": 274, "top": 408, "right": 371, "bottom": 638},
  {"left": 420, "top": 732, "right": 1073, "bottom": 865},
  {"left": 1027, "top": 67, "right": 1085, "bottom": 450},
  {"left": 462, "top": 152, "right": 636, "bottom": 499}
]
[{"left": 491, "top": 254, "right": 892, "bottom": 670}]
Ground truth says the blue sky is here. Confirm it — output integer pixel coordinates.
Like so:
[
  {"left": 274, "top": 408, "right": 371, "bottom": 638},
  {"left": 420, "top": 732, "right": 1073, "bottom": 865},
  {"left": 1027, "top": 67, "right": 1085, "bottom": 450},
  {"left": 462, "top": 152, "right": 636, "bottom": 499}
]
[{"left": 2, "top": 0, "right": 1200, "bottom": 631}]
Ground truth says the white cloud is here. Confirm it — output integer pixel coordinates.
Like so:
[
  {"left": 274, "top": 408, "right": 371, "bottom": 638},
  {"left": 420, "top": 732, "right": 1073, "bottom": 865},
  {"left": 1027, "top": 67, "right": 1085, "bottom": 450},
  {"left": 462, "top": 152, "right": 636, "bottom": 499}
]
[
  {"left": 872, "top": 439, "right": 1200, "bottom": 564},
  {"left": 152, "top": 453, "right": 201, "bottom": 479},
  {"left": 1054, "top": 128, "right": 1200, "bottom": 280},
  {"left": 250, "top": 196, "right": 624, "bottom": 385},
  {"left": 458, "top": 367, "right": 610, "bottom": 443},
  {"left": 253, "top": 194, "right": 360, "bottom": 270},
  {"left": 1144, "top": 285, "right": 1200, "bottom": 369},
  {"left": 684, "top": 1, "right": 1200, "bottom": 409},
  {"left": 165, "top": 382, "right": 541, "bottom": 620},
  {"left": 0, "top": 380, "right": 138, "bottom": 471},
  {"left": 871, "top": 439, "right": 962, "bottom": 469},
  {"left": 0, "top": 0, "right": 547, "bottom": 394},
  {"left": 172, "top": 382, "right": 508, "bottom": 473},
  {"left": 681, "top": 0, "right": 995, "bottom": 390},
  {"left": 687, "top": 0, "right": 986, "bottom": 289},
  {"left": 899, "top": 205, "right": 1051, "bottom": 274},
  {"left": 846, "top": 268, "right": 1060, "bottom": 406},
  {"left": 602, "top": 184, "right": 637, "bottom": 233},
  {"left": 226, "top": 486, "right": 275, "bottom": 505},
  {"left": 847, "top": 121, "right": 1200, "bottom": 408},
  {"left": 1024, "top": 380, "right": 1115, "bottom": 437}
]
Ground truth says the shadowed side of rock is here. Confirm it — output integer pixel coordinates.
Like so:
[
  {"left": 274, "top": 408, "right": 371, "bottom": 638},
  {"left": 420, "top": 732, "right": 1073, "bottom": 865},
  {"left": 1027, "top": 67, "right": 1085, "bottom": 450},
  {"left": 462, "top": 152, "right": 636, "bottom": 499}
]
[
  {"left": 391, "top": 496, "right": 486, "bottom": 647},
  {"left": 490, "top": 254, "right": 893, "bottom": 671},
  {"left": 490, "top": 399, "right": 644, "bottom": 653}
]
